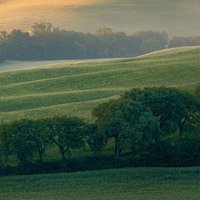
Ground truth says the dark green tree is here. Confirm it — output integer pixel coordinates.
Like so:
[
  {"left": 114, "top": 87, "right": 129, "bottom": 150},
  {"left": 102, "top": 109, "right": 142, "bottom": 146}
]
[
  {"left": 49, "top": 117, "right": 87, "bottom": 161},
  {"left": 92, "top": 98, "right": 160, "bottom": 159},
  {"left": 28, "top": 120, "right": 51, "bottom": 163},
  {"left": 124, "top": 87, "right": 200, "bottom": 136},
  {"left": 92, "top": 99, "right": 125, "bottom": 159},
  {"left": 0, "top": 120, "right": 36, "bottom": 166},
  {"left": 195, "top": 83, "right": 200, "bottom": 98},
  {"left": 86, "top": 124, "right": 106, "bottom": 156}
]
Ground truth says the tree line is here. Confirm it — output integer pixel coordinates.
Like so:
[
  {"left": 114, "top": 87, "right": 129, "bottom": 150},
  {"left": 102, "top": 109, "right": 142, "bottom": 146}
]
[
  {"left": 0, "top": 23, "right": 168, "bottom": 62},
  {"left": 0, "top": 86, "right": 199, "bottom": 174},
  {"left": 1, "top": 23, "right": 200, "bottom": 64}
]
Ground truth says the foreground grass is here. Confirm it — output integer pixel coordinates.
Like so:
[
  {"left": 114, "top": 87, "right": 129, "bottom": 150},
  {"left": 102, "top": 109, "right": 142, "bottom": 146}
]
[
  {"left": 0, "top": 47, "right": 200, "bottom": 123},
  {"left": 1, "top": 167, "right": 200, "bottom": 200}
]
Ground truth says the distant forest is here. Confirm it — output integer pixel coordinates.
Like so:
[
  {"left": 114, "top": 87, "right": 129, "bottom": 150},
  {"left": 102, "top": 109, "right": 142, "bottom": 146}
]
[{"left": 1, "top": 23, "right": 200, "bottom": 63}]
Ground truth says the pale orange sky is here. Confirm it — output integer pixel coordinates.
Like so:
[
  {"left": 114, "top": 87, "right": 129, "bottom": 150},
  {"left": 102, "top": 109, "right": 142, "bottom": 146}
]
[
  {"left": 0, "top": 0, "right": 100, "bottom": 7},
  {"left": 0, "top": 0, "right": 200, "bottom": 36},
  {"left": 0, "top": 0, "right": 107, "bottom": 31}
]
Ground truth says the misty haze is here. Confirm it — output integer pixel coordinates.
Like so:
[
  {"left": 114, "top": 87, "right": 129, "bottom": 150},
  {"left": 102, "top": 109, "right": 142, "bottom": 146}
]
[{"left": 0, "top": 0, "right": 200, "bottom": 36}]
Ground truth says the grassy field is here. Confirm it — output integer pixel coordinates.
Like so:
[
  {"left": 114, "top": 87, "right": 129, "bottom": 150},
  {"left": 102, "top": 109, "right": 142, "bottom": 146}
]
[
  {"left": 1, "top": 167, "right": 200, "bottom": 200},
  {"left": 0, "top": 58, "right": 123, "bottom": 72},
  {"left": 0, "top": 46, "right": 200, "bottom": 124},
  {"left": 0, "top": 48, "right": 200, "bottom": 200}
]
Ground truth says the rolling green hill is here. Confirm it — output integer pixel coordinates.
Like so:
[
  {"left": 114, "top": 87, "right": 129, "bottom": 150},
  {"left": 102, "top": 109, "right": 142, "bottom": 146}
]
[{"left": 0, "top": 46, "right": 200, "bottom": 124}]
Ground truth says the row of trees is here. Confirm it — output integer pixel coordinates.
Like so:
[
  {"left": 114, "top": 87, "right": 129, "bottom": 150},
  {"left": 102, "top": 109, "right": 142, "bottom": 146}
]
[
  {"left": 0, "top": 87, "right": 200, "bottom": 171},
  {"left": 0, "top": 23, "right": 168, "bottom": 62},
  {"left": 0, "top": 35, "right": 6, "bottom": 63},
  {"left": 168, "top": 36, "right": 200, "bottom": 48},
  {"left": 1, "top": 23, "right": 200, "bottom": 64},
  {"left": 93, "top": 87, "right": 200, "bottom": 161},
  {"left": 0, "top": 117, "right": 94, "bottom": 165}
]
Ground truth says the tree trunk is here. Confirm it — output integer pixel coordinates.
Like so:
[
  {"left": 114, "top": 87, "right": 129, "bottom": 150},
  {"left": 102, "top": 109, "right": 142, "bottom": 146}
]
[
  {"left": 37, "top": 144, "right": 44, "bottom": 163},
  {"left": 38, "top": 150, "right": 43, "bottom": 163},
  {"left": 43, "top": 46, "right": 47, "bottom": 60},
  {"left": 114, "top": 135, "right": 120, "bottom": 159},
  {"left": 179, "top": 117, "right": 188, "bottom": 136},
  {"left": 59, "top": 146, "right": 66, "bottom": 162}
]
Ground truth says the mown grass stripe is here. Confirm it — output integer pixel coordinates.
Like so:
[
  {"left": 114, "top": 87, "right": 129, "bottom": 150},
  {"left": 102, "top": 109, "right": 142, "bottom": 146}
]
[{"left": 0, "top": 47, "right": 199, "bottom": 124}]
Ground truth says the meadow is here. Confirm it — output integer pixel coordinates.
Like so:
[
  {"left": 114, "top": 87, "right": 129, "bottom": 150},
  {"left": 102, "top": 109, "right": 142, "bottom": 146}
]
[
  {"left": 0, "top": 47, "right": 200, "bottom": 200},
  {"left": 1, "top": 167, "right": 200, "bottom": 200},
  {"left": 0, "top": 46, "right": 200, "bottom": 124}
]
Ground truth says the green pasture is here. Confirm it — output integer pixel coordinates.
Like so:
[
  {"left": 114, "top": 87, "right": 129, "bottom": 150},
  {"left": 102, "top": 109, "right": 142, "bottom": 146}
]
[
  {"left": 1, "top": 167, "right": 200, "bottom": 200},
  {"left": 0, "top": 47, "right": 200, "bottom": 123}
]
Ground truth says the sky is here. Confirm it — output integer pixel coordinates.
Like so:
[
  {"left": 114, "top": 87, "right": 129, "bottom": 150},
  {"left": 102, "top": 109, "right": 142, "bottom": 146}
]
[{"left": 0, "top": 0, "right": 200, "bottom": 36}]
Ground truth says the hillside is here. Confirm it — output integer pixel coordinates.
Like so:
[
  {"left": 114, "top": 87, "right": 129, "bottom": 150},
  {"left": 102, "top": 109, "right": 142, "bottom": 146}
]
[
  {"left": 0, "top": 58, "right": 122, "bottom": 72},
  {"left": 1, "top": 167, "right": 200, "bottom": 200},
  {"left": 0, "top": 47, "right": 200, "bottom": 124}
]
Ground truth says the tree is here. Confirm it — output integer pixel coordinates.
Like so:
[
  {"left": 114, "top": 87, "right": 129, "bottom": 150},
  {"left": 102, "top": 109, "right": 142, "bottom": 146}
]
[
  {"left": 96, "top": 27, "right": 113, "bottom": 35},
  {"left": 126, "top": 111, "right": 160, "bottom": 159},
  {"left": 168, "top": 36, "right": 200, "bottom": 48},
  {"left": 0, "top": 40, "right": 6, "bottom": 63},
  {"left": 49, "top": 117, "right": 87, "bottom": 161},
  {"left": 135, "top": 31, "right": 168, "bottom": 54},
  {"left": 92, "top": 99, "right": 125, "bottom": 159},
  {"left": 139, "top": 37, "right": 163, "bottom": 54},
  {"left": 195, "top": 83, "right": 200, "bottom": 98},
  {"left": 0, "top": 31, "right": 8, "bottom": 63},
  {"left": 28, "top": 120, "right": 51, "bottom": 163},
  {"left": 6, "top": 29, "right": 32, "bottom": 60},
  {"left": 31, "top": 22, "right": 53, "bottom": 35},
  {"left": 86, "top": 124, "right": 106, "bottom": 155},
  {"left": 0, "top": 120, "right": 36, "bottom": 166},
  {"left": 0, "top": 124, "right": 12, "bottom": 165},
  {"left": 124, "top": 87, "right": 200, "bottom": 136},
  {"left": 92, "top": 98, "right": 160, "bottom": 159}
]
